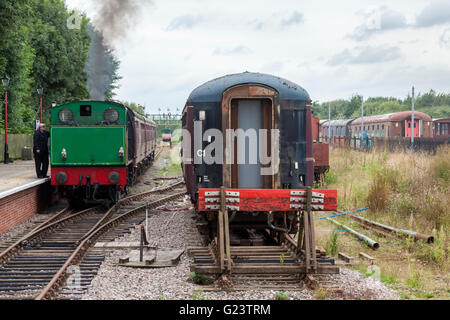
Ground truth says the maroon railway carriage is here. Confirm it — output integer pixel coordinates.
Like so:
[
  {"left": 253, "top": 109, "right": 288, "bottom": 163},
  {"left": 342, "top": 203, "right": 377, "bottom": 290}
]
[
  {"left": 349, "top": 111, "right": 433, "bottom": 138},
  {"left": 433, "top": 118, "right": 450, "bottom": 138}
]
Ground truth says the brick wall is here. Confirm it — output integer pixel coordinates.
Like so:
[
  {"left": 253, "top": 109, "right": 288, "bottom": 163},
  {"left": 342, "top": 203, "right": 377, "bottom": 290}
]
[{"left": 0, "top": 183, "right": 50, "bottom": 234}]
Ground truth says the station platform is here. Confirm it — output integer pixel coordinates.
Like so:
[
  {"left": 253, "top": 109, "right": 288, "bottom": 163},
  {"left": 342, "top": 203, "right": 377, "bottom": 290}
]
[
  {"left": 0, "top": 161, "right": 50, "bottom": 197},
  {"left": 0, "top": 161, "right": 52, "bottom": 234}
]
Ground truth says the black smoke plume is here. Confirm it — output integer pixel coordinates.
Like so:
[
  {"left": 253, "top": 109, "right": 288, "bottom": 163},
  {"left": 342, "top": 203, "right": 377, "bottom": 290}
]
[
  {"left": 94, "top": 0, "right": 153, "bottom": 47},
  {"left": 86, "top": 0, "right": 152, "bottom": 100}
]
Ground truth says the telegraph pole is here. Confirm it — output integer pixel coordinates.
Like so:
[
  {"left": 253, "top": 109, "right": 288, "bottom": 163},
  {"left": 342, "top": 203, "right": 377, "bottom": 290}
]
[
  {"left": 328, "top": 102, "right": 331, "bottom": 144},
  {"left": 411, "top": 86, "right": 415, "bottom": 151},
  {"left": 361, "top": 96, "right": 365, "bottom": 150}
]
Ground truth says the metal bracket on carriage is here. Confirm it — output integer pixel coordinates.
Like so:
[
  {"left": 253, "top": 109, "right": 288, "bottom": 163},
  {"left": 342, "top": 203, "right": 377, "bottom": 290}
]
[{"left": 198, "top": 189, "right": 338, "bottom": 212}]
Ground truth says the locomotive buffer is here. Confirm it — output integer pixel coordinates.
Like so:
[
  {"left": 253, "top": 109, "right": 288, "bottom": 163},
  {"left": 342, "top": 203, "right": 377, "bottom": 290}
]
[{"left": 190, "top": 187, "right": 339, "bottom": 277}]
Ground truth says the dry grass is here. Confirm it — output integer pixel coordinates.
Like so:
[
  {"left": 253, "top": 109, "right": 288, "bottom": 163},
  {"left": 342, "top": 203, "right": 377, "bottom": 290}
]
[{"left": 317, "top": 145, "right": 450, "bottom": 299}]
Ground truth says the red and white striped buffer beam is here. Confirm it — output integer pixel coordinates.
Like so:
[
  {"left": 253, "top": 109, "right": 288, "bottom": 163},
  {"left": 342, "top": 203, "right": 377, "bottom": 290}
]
[{"left": 198, "top": 189, "right": 338, "bottom": 212}]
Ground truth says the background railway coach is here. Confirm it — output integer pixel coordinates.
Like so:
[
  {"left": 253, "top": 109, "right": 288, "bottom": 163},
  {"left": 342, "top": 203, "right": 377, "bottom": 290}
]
[
  {"left": 51, "top": 101, "right": 157, "bottom": 203},
  {"left": 433, "top": 118, "right": 450, "bottom": 138},
  {"left": 349, "top": 111, "right": 433, "bottom": 138},
  {"left": 312, "top": 116, "right": 329, "bottom": 181},
  {"left": 320, "top": 119, "right": 355, "bottom": 146},
  {"left": 182, "top": 72, "right": 337, "bottom": 241}
]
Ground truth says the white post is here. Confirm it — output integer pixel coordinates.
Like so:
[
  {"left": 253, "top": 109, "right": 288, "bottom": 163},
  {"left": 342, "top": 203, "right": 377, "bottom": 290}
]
[
  {"left": 361, "top": 96, "right": 364, "bottom": 148},
  {"left": 328, "top": 102, "right": 331, "bottom": 144},
  {"left": 411, "top": 86, "right": 415, "bottom": 150}
]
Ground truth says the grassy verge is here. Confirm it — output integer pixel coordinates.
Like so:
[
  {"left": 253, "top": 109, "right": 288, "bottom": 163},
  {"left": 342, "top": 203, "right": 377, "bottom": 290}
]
[
  {"left": 315, "top": 145, "right": 449, "bottom": 299},
  {"left": 157, "top": 143, "right": 182, "bottom": 177}
]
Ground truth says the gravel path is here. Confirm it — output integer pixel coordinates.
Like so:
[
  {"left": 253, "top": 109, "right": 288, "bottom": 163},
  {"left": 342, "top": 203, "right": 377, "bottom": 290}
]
[{"left": 323, "top": 269, "right": 399, "bottom": 300}]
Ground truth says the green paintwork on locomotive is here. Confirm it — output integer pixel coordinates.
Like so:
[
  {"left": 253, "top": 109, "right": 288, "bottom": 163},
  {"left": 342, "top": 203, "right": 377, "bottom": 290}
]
[{"left": 50, "top": 101, "right": 128, "bottom": 166}]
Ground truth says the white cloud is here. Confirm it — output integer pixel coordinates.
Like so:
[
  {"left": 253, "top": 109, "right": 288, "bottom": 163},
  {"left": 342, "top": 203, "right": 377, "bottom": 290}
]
[
  {"left": 349, "top": 6, "right": 408, "bottom": 41},
  {"left": 166, "top": 15, "right": 204, "bottom": 31},
  {"left": 328, "top": 46, "right": 402, "bottom": 66},
  {"left": 64, "top": 0, "right": 450, "bottom": 111},
  {"left": 280, "top": 11, "right": 304, "bottom": 27},
  {"left": 415, "top": 0, "right": 450, "bottom": 27},
  {"left": 213, "top": 46, "right": 253, "bottom": 56}
]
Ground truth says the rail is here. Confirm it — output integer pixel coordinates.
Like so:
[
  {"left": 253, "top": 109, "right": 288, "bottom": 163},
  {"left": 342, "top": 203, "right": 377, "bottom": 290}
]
[
  {"left": 350, "top": 215, "right": 434, "bottom": 243},
  {"left": 36, "top": 190, "right": 187, "bottom": 300}
]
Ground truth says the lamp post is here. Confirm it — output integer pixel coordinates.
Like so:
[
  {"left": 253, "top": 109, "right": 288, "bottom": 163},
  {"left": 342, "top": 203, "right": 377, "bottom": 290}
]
[
  {"left": 37, "top": 84, "right": 43, "bottom": 124},
  {"left": 2, "top": 73, "right": 10, "bottom": 164},
  {"left": 166, "top": 108, "right": 171, "bottom": 127}
]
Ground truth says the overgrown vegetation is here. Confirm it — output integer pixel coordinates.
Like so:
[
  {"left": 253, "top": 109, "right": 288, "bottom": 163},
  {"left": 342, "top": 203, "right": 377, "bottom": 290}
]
[
  {"left": 325, "top": 229, "right": 340, "bottom": 257},
  {"left": 317, "top": 145, "right": 449, "bottom": 299},
  {"left": 188, "top": 272, "right": 214, "bottom": 285},
  {"left": 192, "top": 289, "right": 210, "bottom": 300},
  {"left": 275, "top": 292, "right": 290, "bottom": 300},
  {"left": 325, "top": 145, "right": 450, "bottom": 234}
]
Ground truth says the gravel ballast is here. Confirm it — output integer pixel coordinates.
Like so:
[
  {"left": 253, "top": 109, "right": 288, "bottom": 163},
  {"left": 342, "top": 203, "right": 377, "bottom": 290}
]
[{"left": 79, "top": 203, "right": 400, "bottom": 300}]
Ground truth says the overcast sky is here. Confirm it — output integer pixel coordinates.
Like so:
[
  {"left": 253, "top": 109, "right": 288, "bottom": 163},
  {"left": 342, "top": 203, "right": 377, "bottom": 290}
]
[{"left": 65, "top": 0, "right": 450, "bottom": 114}]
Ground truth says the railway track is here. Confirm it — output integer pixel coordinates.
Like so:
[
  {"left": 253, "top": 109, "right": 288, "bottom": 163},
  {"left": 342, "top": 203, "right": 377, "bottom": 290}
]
[
  {"left": 189, "top": 228, "right": 343, "bottom": 294},
  {"left": 0, "top": 179, "right": 186, "bottom": 300}
]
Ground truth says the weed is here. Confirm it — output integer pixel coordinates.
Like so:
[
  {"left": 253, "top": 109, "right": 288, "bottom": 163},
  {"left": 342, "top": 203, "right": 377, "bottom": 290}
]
[
  {"left": 367, "top": 167, "right": 397, "bottom": 211},
  {"left": 280, "top": 254, "right": 285, "bottom": 264},
  {"left": 430, "top": 146, "right": 450, "bottom": 185},
  {"left": 418, "top": 226, "right": 447, "bottom": 265},
  {"left": 325, "top": 229, "right": 339, "bottom": 257},
  {"left": 315, "top": 289, "right": 326, "bottom": 300},
  {"left": 419, "top": 292, "right": 435, "bottom": 299},
  {"left": 192, "top": 289, "right": 210, "bottom": 300},
  {"left": 406, "top": 265, "right": 422, "bottom": 289},
  {"left": 324, "top": 169, "right": 338, "bottom": 186},
  {"left": 380, "top": 274, "right": 399, "bottom": 285},
  {"left": 398, "top": 291, "right": 410, "bottom": 300},
  {"left": 189, "top": 272, "right": 214, "bottom": 285},
  {"left": 275, "top": 292, "right": 290, "bottom": 300}
]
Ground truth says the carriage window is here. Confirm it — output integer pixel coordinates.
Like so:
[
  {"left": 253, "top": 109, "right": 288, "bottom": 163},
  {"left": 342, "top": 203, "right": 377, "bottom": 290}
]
[{"left": 80, "top": 105, "right": 92, "bottom": 117}]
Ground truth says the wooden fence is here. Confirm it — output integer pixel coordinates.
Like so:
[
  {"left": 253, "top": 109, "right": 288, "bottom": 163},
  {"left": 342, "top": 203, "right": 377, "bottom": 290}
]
[
  {"left": 0, "top": 134, "right": 33, "bottom": 162},
  {"left": 322, "top": 136, "right": 450, "bottom": 154}
]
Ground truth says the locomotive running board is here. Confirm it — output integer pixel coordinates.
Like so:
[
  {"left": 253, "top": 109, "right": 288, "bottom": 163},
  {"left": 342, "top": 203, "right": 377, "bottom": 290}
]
[{"left": 198, "top": 188, "right": 338, "bottom": 212}]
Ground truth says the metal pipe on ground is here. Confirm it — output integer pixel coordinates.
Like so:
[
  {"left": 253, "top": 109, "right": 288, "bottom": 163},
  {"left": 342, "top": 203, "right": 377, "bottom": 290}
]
[
  {"left": 350, "top": 215, "right": 434, "bottom": 244},
  {"left": 326, "top": 218, "right": 379, "bottom": 250}
]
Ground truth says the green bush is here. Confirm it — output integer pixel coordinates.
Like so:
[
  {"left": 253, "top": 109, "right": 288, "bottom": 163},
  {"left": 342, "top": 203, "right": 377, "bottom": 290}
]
[{"left": 324, "top": 169, "right": 338, "bottom": 185}]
